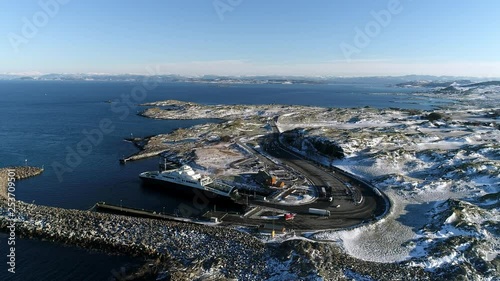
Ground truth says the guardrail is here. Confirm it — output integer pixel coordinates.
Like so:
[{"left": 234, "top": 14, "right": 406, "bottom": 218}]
[{"left": 272, "top": 119, "right": 391, "bottom": 219}]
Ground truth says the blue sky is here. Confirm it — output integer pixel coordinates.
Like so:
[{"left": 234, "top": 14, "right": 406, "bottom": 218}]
[{"left": 1, "top": 0, "right": 499, "bottom": 77}]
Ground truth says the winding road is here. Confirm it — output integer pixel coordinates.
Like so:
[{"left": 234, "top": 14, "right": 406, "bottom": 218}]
[{"left": 220, "top": 120, "right": 389, "bottom": 231}]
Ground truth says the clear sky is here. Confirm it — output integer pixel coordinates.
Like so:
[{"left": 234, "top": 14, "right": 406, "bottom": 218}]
[{"left": 1, "top": 0, "right": 499, "bottom": 77}]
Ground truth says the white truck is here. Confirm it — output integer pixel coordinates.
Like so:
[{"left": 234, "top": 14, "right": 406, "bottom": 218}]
[{"left": 308, "top": 208, "right": 331, "bottom": 216}]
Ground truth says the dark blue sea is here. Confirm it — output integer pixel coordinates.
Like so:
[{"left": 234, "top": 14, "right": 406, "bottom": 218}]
[{"left": 0, "top": 80, "right": 441, "bottom": 280}]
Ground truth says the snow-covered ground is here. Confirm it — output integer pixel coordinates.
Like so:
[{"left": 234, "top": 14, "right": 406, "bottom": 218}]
[
  {"left": 194, "top": 144, "right": 246, "bottom": 176},
  {"left": 274, "top": 185, "right": 317, "bottom": 205},
  {"left": 291, "top": 84, "right": 499, "bottom": 278},
  {"left": 312, "top": 188, "right": 436, "bottom": 262},
  {"left": 263, "top": 113, "right": 500, "bottom": 277}
]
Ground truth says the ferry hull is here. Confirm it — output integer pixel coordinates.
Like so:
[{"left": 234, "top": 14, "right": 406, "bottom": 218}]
[{"left": 139, "top": 175, "right": 237, "bottom": 203}]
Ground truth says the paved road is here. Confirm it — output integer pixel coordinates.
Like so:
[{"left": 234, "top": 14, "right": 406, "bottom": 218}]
[{"left": 223, "top": 121, "right": 388, "bottom": 231}]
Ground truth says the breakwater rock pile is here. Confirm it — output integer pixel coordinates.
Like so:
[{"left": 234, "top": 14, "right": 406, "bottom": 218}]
[
  {"left": 0, "top": 166, "right": 43, "bottom": 199},
  {"left": 0, "top": 166, "right": 44, "bottom": 180},
  {"left": 0, "top": 199, "right": 269, "bottom": 279}
]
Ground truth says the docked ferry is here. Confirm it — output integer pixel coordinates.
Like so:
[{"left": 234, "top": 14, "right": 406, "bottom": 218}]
[{"left": 139, "top": 165, "right": 240, "bottom": 201}]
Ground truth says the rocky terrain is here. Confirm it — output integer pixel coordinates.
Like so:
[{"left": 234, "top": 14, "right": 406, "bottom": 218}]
[
  {"left": 122, "top": 117, "right": 273, "bottom": 164},
  {"left": 408, "top": 199, "right": 499, "bottom": 279},
  {"left": 139, "top": 100, "right": 301, "bottom": 120}
]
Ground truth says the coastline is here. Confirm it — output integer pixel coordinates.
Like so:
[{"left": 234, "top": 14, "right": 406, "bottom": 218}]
[{"left": 0, "top": 166, "right": 431, "bottom": 280}]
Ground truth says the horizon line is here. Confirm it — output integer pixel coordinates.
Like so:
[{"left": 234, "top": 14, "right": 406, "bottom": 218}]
[{"left": 1, "top": 72, "right": 499, "bottom": 80}]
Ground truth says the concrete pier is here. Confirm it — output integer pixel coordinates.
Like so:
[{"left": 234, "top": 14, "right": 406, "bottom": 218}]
[{"left": 93, "top": 201, "right": 208, "bottom": 225}]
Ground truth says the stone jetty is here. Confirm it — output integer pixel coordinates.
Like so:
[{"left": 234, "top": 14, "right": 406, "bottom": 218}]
[
  {"left": 0, "top": 166, "right": 44, "bottom": 199},
  {"left": 0, "top": 199, "right": 268, "bottom": 279}
]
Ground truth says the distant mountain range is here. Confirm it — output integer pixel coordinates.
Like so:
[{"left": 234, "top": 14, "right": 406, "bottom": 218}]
[
  {"left": 0, "top": 73, "right": 494, "bottom": 86},
  {"left": 395, "top": 80, "right": 474, "bottom": 88}
]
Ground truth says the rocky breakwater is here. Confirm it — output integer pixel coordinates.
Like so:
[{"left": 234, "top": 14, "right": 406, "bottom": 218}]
[
  {"left": 0, "top": 166, "right": 44, "bottom": 199},
  {"left": 0, "top": 199, "right": 269, "bottom": 279}
]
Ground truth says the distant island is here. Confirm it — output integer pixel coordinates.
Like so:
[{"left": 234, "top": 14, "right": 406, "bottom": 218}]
[{"left": 0, "top": 73, "right": 495, "bottom": 86}]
